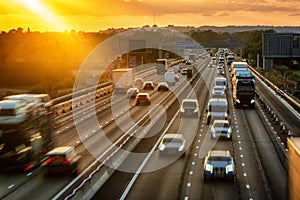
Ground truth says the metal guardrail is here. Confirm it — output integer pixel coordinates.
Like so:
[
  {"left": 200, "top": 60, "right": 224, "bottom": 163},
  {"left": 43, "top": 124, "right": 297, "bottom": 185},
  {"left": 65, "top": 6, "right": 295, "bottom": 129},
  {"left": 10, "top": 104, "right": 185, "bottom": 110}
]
[{"left": 248, "top": 65, "right": 300, "bottom": 114}]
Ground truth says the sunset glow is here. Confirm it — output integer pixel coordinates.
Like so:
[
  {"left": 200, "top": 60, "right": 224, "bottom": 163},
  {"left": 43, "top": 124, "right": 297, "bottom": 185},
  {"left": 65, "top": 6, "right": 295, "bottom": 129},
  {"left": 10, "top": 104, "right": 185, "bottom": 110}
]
[{"left": 1, "top": 0, "right": 300, "bottom": 32}]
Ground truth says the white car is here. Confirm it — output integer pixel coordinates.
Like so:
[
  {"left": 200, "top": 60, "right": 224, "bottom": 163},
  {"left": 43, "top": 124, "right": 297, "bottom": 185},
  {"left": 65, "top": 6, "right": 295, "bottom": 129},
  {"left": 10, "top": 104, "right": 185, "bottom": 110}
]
[
  {"left": 212, "top": 86, "right": 226, "bottom": 98},
  {"left": 158, "top": 134, "right": 186, "bottom": 156},
  {"left": 126, "top": 87, "right": 139, "bottom": 98},
  {"left": 180, "top": 99, "right": 199, "bottom": 118},
  {"left": 210, "top": 120, "right": 232, "bottom": 140},
  {"left": 42, "top": 146, "right": 81, "bottom": 176}
]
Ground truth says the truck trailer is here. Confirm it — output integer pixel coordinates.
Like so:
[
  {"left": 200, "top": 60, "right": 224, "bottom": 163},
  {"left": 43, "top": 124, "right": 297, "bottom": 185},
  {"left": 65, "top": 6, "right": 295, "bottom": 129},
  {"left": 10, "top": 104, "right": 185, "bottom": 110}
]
[
  {"left": 0, "top": 96, "right": 53, "bottom": 171},
  {"left": 287, "top": 137, "right": 300, "bottom": 200},
  {"left": 112, "top": 68, "right": 134, "bottom": 93}
]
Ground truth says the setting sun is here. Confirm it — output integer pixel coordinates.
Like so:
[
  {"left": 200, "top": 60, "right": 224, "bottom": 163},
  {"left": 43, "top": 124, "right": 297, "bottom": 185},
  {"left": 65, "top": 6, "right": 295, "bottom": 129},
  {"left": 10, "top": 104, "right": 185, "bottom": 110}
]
[{"left": 16, "top": 0, "right": 68, "bottom": 31}]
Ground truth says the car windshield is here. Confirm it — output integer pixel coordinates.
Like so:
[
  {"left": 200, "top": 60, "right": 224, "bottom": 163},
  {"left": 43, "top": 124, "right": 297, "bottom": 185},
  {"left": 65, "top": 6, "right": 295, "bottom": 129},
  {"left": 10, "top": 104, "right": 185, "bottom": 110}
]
[
  {"left": 163, "top": 138, "right": 183, "bottom": 144},
  {"left": 183, "top": 101, "right": 196, "bottom": 108},
  {"left": 208, "top": 156, "right": 231, "bottom": 162},
  {"left": 214, "top": 122, "right": 230, "bottom": 128}
]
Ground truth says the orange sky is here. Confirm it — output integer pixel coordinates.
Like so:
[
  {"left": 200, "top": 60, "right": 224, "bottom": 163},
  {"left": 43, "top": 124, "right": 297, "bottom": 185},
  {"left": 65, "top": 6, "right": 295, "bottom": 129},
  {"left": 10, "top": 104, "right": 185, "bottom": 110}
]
[{"left": 1, "top": 0, "right": 300, "bottom": 32}]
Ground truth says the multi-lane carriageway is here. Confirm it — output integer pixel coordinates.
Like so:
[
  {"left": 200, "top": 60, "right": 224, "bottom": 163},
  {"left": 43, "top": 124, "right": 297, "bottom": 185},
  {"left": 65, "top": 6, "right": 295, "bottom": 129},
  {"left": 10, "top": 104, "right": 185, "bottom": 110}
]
[{"left": 0, "top": 57, "right": 299, "bottom": 200}]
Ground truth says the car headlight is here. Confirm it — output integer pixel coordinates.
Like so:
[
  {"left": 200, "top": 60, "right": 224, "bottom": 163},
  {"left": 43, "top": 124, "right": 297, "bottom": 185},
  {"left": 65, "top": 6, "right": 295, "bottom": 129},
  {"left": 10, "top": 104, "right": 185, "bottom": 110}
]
[
  {"left": 226, "top": 164, "right": 233, "bottom": 173},
  {"left": 194, "top": 108, "right": 199, "bottom": 113},
  {"left": 178, "top": 144, "right": 185, "bottom": 152},
  {"left": 159, "top": 144, "right": 165, "bottom": 151},
  {"left": 236, "top": 99, "right": 240, "bottom": 103},
  {"left": 180, "top": 108, "right": 185, "bottom": 113},
  {"left": 251, "top": 99, "right": 255, "bottom": 104},
  {"left": 205, "top": 164, "right": 213, "bottom": 173}
]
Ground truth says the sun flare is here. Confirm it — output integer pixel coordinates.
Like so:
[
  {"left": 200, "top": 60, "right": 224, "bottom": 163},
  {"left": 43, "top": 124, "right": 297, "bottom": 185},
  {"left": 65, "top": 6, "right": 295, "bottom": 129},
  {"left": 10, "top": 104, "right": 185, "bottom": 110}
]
[{"left": 17, "top": 0, "right": 68, "bottom": 31}]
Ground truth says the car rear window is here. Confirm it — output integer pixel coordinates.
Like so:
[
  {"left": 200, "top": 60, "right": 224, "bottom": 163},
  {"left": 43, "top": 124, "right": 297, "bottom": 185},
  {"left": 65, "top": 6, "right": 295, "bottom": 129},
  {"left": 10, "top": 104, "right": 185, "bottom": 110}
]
[
  {"left": 163, "top": 138, "right": 183, "bottom": 144},
  {"left": 183, "top": 101, "right": 196, "bottom": 108},
  {"left": 208, "top": 156, "right": 231, "bottom": 162}
]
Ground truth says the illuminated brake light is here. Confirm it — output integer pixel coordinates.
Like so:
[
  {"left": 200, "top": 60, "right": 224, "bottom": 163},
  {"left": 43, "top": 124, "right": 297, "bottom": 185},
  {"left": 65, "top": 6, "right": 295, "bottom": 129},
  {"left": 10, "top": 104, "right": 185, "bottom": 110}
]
[
  {"left": 42, "top": 157, "right": 55, "bottom": 166},
  {"left": 24, "top": 162, "right": 35, "bottom": 172},
  {"left": 63, "top": 157, "right": 74, "bottom": 165}
]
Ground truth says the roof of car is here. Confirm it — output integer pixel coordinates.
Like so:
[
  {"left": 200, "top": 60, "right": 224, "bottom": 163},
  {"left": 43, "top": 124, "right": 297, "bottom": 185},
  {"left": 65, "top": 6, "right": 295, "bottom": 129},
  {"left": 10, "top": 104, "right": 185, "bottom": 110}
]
[
  {"left": 46, "top": 146, "right": 74, "bottom": 155},
  {"left": 0, "top": 100, "right": 26, "bottom": 109},
  {"left": 209, "top": 150, "right": 231, "bottom": 157},
  {"left": 137, "top": 92, "right": 149, "bottom": 96},
  {"left": 209, "top": 98, "right": 227, "bottom": 103},
  {"left": 182, "top": 99, "right": 197, "bottom": 103},
  {"left": 213, "top": 119, "right": 230, "bottom": 125},
  {"left": 163, "top": 133, "right": 184, "bottom": 140}
]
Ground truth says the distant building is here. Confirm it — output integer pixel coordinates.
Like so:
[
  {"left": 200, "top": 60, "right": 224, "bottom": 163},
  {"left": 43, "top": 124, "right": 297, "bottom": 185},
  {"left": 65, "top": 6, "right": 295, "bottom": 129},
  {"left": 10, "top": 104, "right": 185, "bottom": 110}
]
[{"left": 262, "top": 33, "right": 300, "bottom": 70}]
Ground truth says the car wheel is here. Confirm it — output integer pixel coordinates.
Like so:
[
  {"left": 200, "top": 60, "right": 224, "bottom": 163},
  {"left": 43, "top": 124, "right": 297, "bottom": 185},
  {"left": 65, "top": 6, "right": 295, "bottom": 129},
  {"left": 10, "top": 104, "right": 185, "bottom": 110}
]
[{"left": 207, "top": 117, "right": 210, "bottom": 125}]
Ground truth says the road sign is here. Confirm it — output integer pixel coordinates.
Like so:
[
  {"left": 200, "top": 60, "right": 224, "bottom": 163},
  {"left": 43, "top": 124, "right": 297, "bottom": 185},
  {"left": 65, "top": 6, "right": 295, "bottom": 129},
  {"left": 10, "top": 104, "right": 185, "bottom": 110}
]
[{"left": 129, "top": 56, "right": 136, "bottom": 67}]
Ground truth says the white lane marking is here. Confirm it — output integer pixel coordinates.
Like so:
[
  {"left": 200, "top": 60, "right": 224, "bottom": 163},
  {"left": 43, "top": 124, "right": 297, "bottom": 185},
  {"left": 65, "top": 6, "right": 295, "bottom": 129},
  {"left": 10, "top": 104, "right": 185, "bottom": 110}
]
[
  {"left": 240, "top": 155, "right": 244, "bottom": 158},
  {"left": 243, "top": 173, "right": 247, "bottom": 177},
  {"left": 189, "top": 171, "right": 193, "bottom": 175},
  {"left": 192, "top": 161, "right": 195, "bottom": 166},
  {"left": 242, "top": 163, "right": 245, "bottom": 167},
  {"left": 76, "top": 141, "right": 80, "bottom": 144},
  {"left": 246, "top": 184, "right": 250, "bottom": 189},
  {"left": 8, "top": 185, "right": 14, "bottom": 189},
  {"left": 26, "top": 172, "right": 32, "bottom": 176},
  {"left": 184, "top": 197, "right": 189, "bottom": 200}
]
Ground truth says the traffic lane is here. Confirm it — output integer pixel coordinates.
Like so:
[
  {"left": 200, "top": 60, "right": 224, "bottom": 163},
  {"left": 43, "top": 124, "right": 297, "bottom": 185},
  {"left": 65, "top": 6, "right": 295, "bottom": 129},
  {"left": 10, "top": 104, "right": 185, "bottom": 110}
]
[
  {"left": 121, "top": 117, "right": 199, "bottom": 200},
  {"left": 256, "top": 81, "right": 300, "bottom": 134},
  {"left": 246, "top": 109, "right": 287, "bottom": 199},
  {"left": 232, "top": 107, "right": 269, "bottom": 200},
  {"left": 3, "top": 171, "right": 71, "bottom": 200}
]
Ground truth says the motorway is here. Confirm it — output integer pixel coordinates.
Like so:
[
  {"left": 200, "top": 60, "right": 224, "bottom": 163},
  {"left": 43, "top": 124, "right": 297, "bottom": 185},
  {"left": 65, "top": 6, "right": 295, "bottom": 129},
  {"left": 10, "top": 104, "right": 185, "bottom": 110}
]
[{"left": 0, "top": 55, "right": 297, "bottom": 200}]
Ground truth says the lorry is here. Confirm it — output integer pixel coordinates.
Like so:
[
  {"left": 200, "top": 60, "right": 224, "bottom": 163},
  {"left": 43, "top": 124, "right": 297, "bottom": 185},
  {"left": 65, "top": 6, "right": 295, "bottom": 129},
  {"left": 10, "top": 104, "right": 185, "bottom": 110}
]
[
  {"left": 0, "top": 96, "right": 53, "bottom": 171},
  {"left": 164, "top": 70, "right": 175, "bottom": 85},
  {"left": 112, "top": 68, "right": 134, "bottom": 93},
  {"left": 189, "top": 54, "right": 196, "bottom": 63},
  {"left": 287, "top": 137, "right": 300, "bottom": 200},
  {"left": 156, "top": 59, "right": 168, "bottom": 74},
  {"left": 232, "top": 76, "right": 255, "bottom": 109}
]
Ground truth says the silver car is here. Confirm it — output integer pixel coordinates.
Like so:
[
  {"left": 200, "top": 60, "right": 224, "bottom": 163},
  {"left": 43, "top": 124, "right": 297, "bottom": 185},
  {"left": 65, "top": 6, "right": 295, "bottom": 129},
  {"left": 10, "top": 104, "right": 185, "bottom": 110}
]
[
  {"left": 210, "top": 120, "right": 232, "bottom": 140},
  {"left": 159, "top": 134, "right": 186, "bottom": 156}
]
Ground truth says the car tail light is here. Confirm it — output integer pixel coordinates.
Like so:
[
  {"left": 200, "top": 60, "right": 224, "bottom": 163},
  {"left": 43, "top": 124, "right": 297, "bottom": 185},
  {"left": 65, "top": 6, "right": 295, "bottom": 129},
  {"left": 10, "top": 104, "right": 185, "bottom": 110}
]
[
  {"left": 62, "top": 157, "right": 74, "bottom": 165},
  {"left": 42, "top": 157, "right": 55, "bottom": 166},
  {"left": 24, "top": 162, "right": 35, "bottom": 172}
]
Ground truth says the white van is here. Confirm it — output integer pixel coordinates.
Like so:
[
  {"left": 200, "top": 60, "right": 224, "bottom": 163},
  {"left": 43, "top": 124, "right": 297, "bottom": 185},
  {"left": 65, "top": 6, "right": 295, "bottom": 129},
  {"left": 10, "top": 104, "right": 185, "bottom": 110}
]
[
  {"left": 165, "top": 71, "right": 175, "bottom": 85},
  {"left": 206, "top": 98, "right": 229, "bottom": 124}
]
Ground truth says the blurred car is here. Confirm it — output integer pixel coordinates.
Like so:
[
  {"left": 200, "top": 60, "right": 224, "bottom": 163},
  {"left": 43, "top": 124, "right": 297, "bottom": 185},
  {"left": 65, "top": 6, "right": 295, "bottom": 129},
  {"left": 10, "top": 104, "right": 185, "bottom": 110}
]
[
  {"left": 174, "top": 74, "right": 180, "bottom": 82},
  {"left": 181, "top": 68, "right": 188, "bottom": 75},
  {"left": 158, "top": 134, "right": 186, "bottom": 156},
  {"left": 218, "top": 68, "right": 225, "bottom": 75},
  {"left": 203, "top": 150, "right": 234, "bottom": 181},
  {"left": 42, "top": 146, "right": 81, "bottom": 176},
  {"left": 142, "top": 81, "right": 155, "bottom": 90},
  {"left": 206, "top": 98, "right": 229, "bottom": 124},
  {"left": 157, "top": 82, "right": 169, "bottom": 91},
  {"left": 180, "top": 99, "right": 199, "bottom": 118},
  {"left": 126, "top": 87, "right": 139, "bottom": 98},
  {"left": 114, "top": 87, "right": 127, "bottom": 94},
  {"left": 214, "top": 77, "right": 227, "bottom": 90},
  {"left": 133, "top": 78, "right": 144, "bottom": 88},
  {"left": 135, "top": 93, "right": 151, "bottom": 105},
  {"left": 212, "top": 86, "right": 226, "bottom": 98},
  {"left": 210, "top": 120, "right": 232, "bottom": 140}
]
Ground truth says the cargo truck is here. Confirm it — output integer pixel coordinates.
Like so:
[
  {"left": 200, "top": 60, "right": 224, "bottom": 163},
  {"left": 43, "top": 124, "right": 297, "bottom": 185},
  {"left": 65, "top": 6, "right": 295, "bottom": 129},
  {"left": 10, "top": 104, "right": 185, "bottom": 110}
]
[
  {"left": 0, "top": 96, "right": 53, "bottom": 171},
  {"left": 287, "top": 137, "right": 300, "bottom": 200},
  {"left": 112, "top": 68, "right": 134, "bottom": 93}
]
